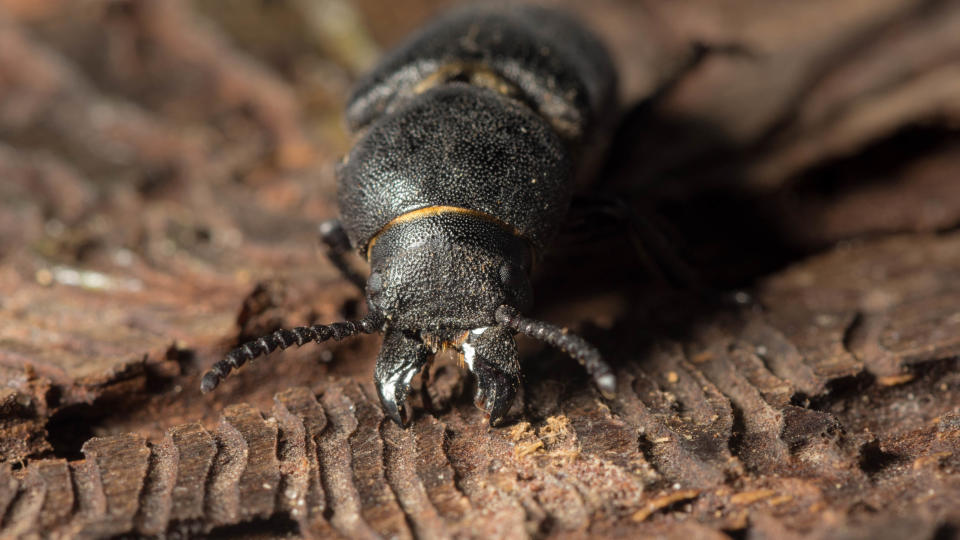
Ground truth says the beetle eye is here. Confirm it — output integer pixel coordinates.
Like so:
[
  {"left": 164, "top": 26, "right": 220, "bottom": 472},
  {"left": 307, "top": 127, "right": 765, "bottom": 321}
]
[
  {"left": 368, "top": 271, "right": 383, "bottom": 295},
  {"left": 499, "top": 262, "right": 525, "bottom": 291}
]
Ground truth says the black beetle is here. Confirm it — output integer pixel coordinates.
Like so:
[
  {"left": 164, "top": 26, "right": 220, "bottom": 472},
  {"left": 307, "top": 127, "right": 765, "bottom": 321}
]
[{"left": 201, "top": 4, "right": 618, "bottom": 426}]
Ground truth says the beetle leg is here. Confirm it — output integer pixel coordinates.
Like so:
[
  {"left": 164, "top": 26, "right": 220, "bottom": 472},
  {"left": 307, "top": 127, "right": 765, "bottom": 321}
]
[
  {"left": 462, "top": 325, "right": 521, "bottom": 426},
  {"left": 375, "top": 329, "right": 429, "bottom": 426},
  {"left": 318, "top": 219, "right": 367, "bottom": 290}
]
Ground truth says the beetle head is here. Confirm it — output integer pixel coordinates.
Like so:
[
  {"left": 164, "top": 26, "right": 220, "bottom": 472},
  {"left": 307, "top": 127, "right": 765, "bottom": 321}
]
[{"left": 365, "top": 212, "right": 533, "bottom": 332}]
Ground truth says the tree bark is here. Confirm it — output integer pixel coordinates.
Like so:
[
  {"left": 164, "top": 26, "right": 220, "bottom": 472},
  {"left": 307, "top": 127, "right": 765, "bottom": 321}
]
[{"left": 0, "top": 0, "right": 958, "bottom": 537}]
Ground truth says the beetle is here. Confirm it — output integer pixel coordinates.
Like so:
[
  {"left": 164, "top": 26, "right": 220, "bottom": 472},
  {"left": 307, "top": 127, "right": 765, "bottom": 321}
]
[{"left": 201, "top": 4, "right": 618, "bottom": 426}]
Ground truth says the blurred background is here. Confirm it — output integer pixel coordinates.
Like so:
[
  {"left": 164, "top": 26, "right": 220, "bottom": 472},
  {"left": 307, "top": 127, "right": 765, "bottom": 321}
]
[
  {"left": 0, "top": 0, "right": 959, "bottom": 536},
  {"left": 2, "top": 0, "right": 958, "bottom": 293}
]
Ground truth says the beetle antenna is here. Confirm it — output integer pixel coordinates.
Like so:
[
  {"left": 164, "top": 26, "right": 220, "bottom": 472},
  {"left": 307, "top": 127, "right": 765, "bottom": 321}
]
[
  {"left": 201, "top": 310, "right": 385, "bottom": 393},
  {"left": 495, "top": 305, "right": 616, "bottom": 397}
]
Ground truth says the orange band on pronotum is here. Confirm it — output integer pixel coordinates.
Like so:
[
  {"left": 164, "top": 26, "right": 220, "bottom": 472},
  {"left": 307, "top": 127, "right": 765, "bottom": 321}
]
[{"left": 365, "top": 205, "right": 523, "bottom": 260}]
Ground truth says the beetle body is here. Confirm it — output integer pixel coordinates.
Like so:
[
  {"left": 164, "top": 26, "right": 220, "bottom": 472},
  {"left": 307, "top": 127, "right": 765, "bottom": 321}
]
[{"left": 203, "top": 5, "right": 618, "bottom": 426}]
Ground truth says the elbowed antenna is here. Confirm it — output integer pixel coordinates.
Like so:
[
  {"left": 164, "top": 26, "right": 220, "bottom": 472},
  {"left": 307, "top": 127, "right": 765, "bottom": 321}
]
[
  {"left": 495, "top": 305, "right": 616, "bottom": 397},
  {"left": 200, "top": 310, "right": 385, "bottom": 393}
]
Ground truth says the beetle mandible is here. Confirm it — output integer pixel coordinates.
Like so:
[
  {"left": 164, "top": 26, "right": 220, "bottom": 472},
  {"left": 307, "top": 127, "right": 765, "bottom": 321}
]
[{"left": 201, "top": 4, "right": 618, "bottom": 426}]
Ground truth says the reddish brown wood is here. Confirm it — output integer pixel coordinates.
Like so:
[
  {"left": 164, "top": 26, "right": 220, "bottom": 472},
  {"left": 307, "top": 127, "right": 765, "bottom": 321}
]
[{"left": 0, "top": 0, "right": 958, "bottom": 538}]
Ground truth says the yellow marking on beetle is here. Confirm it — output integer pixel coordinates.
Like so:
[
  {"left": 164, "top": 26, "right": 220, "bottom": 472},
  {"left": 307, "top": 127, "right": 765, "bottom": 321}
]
[
  {"left": 410, "top": 61, "right": 580, "bottom": 139},
  {"left": 366, "top": 205, "right": 523, "bottom": 259},
  {"left": 413, "top": 62, "right": 519, "bottom": 98}
]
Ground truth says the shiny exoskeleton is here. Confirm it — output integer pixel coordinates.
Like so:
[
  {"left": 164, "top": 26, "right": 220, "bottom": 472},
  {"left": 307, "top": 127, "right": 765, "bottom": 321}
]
[{"left": 201, "top": 4, "right": 618, "bottom": 426}]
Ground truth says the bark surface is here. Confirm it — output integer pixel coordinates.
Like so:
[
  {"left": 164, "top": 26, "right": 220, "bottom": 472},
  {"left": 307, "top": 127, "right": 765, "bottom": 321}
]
[{"left": 1, "top": 0, "right": 959, "bottom": 538}]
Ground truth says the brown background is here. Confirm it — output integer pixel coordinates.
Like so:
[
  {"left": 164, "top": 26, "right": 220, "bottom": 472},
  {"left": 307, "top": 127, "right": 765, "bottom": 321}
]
[{"left": 0, "top": 0, "right": 959, "bottom": 538}]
